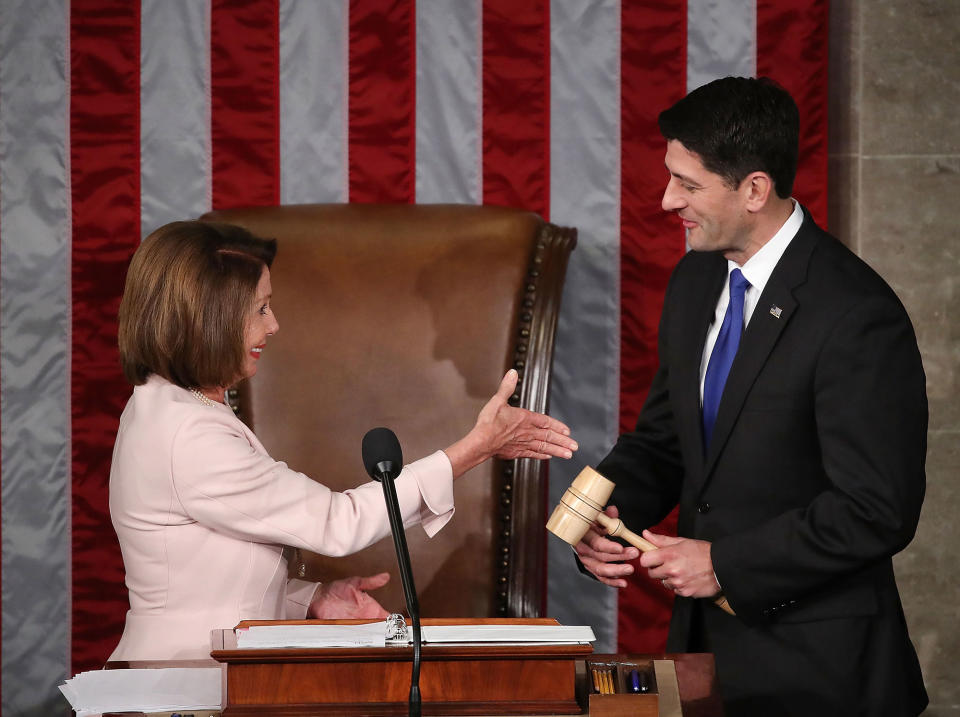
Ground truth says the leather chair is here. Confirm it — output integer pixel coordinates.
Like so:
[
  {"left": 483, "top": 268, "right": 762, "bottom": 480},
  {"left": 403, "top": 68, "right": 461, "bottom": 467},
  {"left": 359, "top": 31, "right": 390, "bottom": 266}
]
[{"left": 200, "top": 204, "right": 576, "bottom": 618}]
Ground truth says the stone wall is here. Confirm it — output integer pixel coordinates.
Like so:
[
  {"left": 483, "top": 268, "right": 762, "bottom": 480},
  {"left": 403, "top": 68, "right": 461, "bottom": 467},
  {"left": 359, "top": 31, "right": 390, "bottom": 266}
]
[{"left": 829, "top": 1, "right": 960, "bottom": 713}]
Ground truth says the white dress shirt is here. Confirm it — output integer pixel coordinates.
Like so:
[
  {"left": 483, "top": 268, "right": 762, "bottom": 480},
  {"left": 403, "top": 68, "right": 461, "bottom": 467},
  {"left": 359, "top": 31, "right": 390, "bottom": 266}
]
[{"left": 699, "top": 200, "right": 804, "bottom": 402}]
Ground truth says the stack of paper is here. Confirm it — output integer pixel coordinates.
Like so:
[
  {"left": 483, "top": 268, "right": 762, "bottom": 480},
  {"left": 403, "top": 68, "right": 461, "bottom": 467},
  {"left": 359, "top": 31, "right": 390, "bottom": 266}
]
[
  {"left": 59, "top": 667, "right": 222, "bottom": 717},
  {"left": 237, "top": 621, "right": 387, "bottom": 648},
  {"left": 422, "top": 624, "right": 595, "bottom": 644},
  {"left": 235, "top": 621, "right": 595, "bottom": 649}
]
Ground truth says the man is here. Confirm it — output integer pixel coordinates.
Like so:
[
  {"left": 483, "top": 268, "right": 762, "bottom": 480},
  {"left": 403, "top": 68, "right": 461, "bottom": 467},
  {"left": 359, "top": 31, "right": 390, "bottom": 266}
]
[{"left": 577, "top": 77, "right": 928, "bottom": 715}]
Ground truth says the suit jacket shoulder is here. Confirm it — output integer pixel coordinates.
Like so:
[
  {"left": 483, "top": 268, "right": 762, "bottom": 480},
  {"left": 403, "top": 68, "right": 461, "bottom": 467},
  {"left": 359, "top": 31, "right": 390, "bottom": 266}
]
[{"left": 779, "top": 211, "right": 912, "bottom": 317}]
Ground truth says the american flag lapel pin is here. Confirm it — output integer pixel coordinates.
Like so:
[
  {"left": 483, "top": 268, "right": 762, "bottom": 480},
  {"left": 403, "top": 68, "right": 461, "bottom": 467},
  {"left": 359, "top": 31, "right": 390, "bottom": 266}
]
[{"left": 769, "top": 305, "right": 783, "bottom": 319}]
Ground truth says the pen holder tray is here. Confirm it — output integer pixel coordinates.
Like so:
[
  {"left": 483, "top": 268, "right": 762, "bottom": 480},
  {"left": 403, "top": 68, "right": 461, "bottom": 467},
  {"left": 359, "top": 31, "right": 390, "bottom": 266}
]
[{"left": 586, "top": 659, "right": 659, "bottom": 717}]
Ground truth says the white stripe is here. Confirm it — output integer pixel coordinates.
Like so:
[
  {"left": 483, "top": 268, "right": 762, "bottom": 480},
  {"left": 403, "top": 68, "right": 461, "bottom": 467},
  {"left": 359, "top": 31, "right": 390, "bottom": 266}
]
[
  {"left": 547, "top": 0, "right": 622, "bottom": 653},
  {"left": 279, "top": 0, "right": 348, "bottom": 204},
  {"left": 687, "top": 0, "right": 756, "bottom": 91},
  {"left": 415, "top": 0, "right": 481, "bottom": 204},
  {"left": 141, "top": 0, "right": 211, "bottom": 234},
  {"left": 0, "top": 0, "right": 72, "bottom": 711}
]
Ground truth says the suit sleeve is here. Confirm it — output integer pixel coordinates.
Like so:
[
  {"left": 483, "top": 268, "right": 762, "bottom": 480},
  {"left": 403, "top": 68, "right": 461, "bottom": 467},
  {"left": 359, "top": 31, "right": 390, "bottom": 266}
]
[
  {"left": 711, "top": 293, "right": 927, "bottom": 621},
  {"left": 169, "top": 414, "right": 455, "bottom": 557},
  {"left": 597, "top": 266, "right": 686, "bottom": 529}
]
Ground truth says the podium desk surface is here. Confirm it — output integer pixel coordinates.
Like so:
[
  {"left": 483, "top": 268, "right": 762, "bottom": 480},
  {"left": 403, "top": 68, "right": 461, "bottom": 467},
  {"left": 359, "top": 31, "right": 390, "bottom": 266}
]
[{"left": 100, "top": 652, "right": 722, "bottom": 717}]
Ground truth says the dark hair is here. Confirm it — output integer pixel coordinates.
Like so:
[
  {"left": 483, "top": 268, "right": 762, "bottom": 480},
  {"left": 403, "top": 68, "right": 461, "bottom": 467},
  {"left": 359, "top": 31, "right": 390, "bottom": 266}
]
[
  {"left": 658, "top": 76, "right": 799, "bottom": 198},
  {"left": 118, "top": 220, "right": 277, "bottom": 389}
]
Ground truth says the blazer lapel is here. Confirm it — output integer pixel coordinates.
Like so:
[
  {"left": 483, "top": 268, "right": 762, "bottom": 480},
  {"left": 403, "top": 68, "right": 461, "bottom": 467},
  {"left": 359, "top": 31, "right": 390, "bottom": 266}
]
[
  {"left": 701, "top": 213, "right": 818, "bottom": 481},
  {"left": 675, "top": 256, "right": 727, "bottom": 478}
]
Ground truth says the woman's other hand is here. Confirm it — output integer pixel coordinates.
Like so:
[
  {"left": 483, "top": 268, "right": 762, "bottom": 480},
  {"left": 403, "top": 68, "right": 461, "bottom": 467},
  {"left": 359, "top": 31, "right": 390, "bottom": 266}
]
[
  {"left": 444, "top": 369, "right": 578, "bottom": 477},
  {"left": 307, "top": 572, "right": 391, "bottom": 619}
]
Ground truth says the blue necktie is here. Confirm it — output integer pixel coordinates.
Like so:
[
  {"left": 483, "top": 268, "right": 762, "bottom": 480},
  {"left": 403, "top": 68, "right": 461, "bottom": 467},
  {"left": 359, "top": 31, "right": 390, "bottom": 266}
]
[{"left": 702, "top": 268, "right": 750, "bottom": 449}]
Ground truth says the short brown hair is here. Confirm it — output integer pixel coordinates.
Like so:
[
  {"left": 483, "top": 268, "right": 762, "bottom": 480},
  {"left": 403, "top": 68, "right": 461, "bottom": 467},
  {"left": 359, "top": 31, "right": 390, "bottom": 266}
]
[{"left": 118, "top": 220, "right": 277, "bottom": 388}]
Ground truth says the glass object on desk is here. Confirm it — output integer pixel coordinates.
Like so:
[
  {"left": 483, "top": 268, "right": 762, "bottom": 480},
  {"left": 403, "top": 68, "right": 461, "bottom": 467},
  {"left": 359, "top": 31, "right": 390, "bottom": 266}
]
[{"left": 385, "top": 613, "right": 409, "bottom": 643}]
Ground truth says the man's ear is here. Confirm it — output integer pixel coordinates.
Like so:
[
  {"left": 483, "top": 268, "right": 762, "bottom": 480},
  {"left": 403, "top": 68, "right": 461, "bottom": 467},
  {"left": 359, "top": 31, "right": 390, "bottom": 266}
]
[{"left": 742, "top": 171, "right": 773, "bottom": 212}]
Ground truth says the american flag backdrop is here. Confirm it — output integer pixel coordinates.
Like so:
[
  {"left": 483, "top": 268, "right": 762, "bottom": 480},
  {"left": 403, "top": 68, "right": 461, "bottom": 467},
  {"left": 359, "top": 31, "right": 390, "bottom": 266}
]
[{"left": 0, "top": 0, "right": 828, "bottom": 713}]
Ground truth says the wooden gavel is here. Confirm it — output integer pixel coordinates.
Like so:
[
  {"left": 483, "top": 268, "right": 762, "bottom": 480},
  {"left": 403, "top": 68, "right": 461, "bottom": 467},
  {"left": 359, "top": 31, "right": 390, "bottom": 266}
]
[{"left": 546, "top": 466, "right": 735, "bottom": 616}]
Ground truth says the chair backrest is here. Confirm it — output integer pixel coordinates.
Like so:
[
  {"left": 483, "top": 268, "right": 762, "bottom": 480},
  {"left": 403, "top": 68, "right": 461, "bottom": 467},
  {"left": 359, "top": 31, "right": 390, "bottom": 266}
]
[{"left": 200, "top": 204, "right": 576, "bottom": 618}]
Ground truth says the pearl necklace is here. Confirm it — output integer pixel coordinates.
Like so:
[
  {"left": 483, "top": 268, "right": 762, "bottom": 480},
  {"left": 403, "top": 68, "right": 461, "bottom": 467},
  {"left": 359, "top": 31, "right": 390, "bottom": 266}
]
[{"left": 190, "top": 389, "right": 220, "bottom": 407}]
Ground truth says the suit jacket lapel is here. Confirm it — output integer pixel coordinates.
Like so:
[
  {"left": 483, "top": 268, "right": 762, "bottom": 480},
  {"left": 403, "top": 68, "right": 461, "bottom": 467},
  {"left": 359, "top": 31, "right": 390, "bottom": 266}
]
[
  {"left": 676, "top": 256, "right": 727, "bottom": 479},
  {"left": 701, "top": 212, "right": 818, "bottom": 481}
]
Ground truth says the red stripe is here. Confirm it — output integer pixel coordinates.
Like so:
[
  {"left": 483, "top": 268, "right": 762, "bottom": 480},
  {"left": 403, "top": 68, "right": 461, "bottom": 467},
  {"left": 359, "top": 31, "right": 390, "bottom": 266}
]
[
  {"left": 617, "top": 0, "right": 688, "bottom": 654},
  {"left": 348, "top": 0, "right": 416, "bottom": 203},
  {"left": 69, "top": 0, "right": 142, "bottom": 673},
  {"left": 757, "top": 0, "right": 830, "bottom": 227},
  {"left": 211, "top": 0, "right": 281, "bottom": 209},
  {"left": 481, "top": 0, "right": 550, "bottom": 219}
]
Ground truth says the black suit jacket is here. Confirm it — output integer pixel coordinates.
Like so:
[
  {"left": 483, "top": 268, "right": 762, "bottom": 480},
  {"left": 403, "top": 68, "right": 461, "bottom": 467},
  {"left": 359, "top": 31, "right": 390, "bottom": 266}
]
[{"left": 598, "top": 210, "right": 928, "bottom": 716}]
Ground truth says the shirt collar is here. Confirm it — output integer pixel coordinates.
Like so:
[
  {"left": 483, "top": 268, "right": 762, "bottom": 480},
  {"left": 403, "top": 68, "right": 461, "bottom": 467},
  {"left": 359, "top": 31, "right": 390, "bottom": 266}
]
[{"left": 729, "top": 199, "right": 803, "bottom": 295}]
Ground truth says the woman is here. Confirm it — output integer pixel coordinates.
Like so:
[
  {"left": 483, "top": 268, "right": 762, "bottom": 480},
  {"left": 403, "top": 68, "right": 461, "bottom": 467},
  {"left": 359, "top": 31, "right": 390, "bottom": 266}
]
[{"left": 109, "top": 220, "right": 577, "bottom": 660}]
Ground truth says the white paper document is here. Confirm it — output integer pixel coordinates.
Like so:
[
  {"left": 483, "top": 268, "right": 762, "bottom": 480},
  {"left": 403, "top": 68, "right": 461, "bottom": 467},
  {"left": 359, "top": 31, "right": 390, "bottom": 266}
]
[
  {"left": 237, "top": 621, "right": 388, "bottom": 648},
  {"left": 235, "top": 621, "right": 595, "bottom": 649},
  {"left": 422, "top": 624, "right": 595, "bottom": 644},
  {"left": 59, "top": 667, "right": 222, "bottom": 716}
]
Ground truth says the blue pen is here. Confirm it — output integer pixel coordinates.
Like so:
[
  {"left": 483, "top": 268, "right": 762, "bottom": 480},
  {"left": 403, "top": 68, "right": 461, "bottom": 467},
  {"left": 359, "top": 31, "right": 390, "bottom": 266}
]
[{"left": 631, "top": 668, "right": 652, "bottom": 693}]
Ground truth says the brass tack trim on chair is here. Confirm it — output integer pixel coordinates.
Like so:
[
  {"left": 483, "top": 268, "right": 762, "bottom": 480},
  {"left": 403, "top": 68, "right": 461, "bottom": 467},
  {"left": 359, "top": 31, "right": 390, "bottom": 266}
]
[
  {"left": 497, "top": 230, "right": 549, "bottom": 615},
  {"left": 496, "top": 221, "right": 576, "bottom": 618},
  {"left": 497, "top": 456, "right": 515, "bottom": 614}
]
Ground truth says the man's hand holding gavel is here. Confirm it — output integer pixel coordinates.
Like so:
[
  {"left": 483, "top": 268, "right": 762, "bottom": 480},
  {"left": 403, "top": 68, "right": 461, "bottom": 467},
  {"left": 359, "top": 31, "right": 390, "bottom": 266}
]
[
  {"left": 573, "top": 506, "right": 640, "bottom": 588},
  {"left": 637, "top": 530, "right": 722, "bottom": 599},
  {"left": 550, "top": 467, "right": 733, "bottom": 614},
  {"left": 574, "top": 507, "right": 722, "bottom": 598}
]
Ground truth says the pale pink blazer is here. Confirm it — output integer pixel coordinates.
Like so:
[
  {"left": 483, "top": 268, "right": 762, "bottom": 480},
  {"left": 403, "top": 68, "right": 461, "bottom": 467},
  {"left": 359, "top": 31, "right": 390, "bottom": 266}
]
[{"left": 108, "top": 375, "right": 454, "bottom": 660}]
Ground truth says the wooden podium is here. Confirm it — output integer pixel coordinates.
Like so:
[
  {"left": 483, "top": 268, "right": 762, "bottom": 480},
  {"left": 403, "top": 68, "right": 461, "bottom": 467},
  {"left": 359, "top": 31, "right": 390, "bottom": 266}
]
[
  {"left": 100, "top": 652, "right": 723, "bottom": 716},
  {"left": 210, "top": 618, "right": 593, "bottom": 716}
]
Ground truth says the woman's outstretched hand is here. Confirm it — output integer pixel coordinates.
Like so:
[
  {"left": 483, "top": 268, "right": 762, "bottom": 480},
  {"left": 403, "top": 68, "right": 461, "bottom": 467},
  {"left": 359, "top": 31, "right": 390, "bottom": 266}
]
[{"left": 444, "top": 369, "right": 578, "bottom": 478}]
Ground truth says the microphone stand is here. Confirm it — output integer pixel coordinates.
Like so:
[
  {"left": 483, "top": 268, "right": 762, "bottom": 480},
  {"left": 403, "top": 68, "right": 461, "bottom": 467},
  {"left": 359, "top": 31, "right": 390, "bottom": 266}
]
[{"left": 375, "top": 460, "right": 422, "bottom": 717}]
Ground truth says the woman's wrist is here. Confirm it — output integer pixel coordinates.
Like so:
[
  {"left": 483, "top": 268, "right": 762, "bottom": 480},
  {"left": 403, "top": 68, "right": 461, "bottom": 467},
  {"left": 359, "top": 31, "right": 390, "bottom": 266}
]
[{"left": 442, "top": 427, "right": 491, "bottom": 479}]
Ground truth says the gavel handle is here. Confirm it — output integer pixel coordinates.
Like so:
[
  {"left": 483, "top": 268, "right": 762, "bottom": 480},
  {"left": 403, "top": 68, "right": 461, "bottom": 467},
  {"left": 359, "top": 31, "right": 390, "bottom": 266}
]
[
  {"left": 594, "top": 513, "right": 656, "bottom": 551},
  {"left": 594, "top": 513, "right": 736, "bottom": 616}
]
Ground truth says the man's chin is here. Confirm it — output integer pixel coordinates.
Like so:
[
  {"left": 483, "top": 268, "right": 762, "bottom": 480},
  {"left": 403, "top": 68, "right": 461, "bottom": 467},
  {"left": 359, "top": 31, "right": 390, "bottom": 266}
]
[{"left": 686, "top": 233, "right": 711, "bottom": 253}]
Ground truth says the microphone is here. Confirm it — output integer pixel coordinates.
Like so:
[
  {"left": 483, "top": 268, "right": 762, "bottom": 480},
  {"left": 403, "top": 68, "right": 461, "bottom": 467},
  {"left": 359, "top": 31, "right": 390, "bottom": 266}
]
[
  {"left": 362, "top": 426, "right": 404, "bottom": 482},
  {"left": 361, "top": 427, "right": 422, "bottom": 717}
]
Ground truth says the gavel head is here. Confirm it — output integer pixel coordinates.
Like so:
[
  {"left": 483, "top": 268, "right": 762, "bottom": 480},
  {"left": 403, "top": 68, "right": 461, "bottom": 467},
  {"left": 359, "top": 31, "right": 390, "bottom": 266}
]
[{"left": 546, "top": 466, "right": 615, "bottom": 546}]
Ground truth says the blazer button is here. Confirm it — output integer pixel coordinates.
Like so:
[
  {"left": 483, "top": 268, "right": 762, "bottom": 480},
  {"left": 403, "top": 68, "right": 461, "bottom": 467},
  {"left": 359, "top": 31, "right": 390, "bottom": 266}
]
[{"left": 697, "top": 502, "right": 711, "bottom": 514}]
